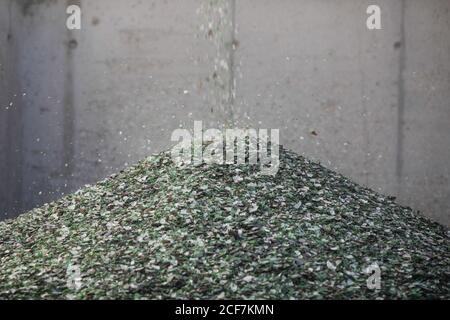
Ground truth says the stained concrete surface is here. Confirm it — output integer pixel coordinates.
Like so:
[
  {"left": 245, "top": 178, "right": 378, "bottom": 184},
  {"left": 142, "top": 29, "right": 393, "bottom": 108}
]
[{"left": 0, "top": 0, "right": 449, "bottom": 226}]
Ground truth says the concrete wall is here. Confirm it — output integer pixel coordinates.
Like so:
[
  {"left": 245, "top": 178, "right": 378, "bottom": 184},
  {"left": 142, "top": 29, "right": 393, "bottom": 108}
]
[
  {"left": 0, "top": 0, "right": 449, "bottom": 226},
  {"left": 0, "top": 1, "right": 22, "bottom": 218}
]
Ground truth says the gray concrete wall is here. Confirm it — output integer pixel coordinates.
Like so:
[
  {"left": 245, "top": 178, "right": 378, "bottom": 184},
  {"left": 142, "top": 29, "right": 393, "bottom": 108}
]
[
  {"left": 0, "top": 0, "right": 23, "bottom": 217},
  {"left": 0, "top": 0, "right": 449, "bottom": 226}
]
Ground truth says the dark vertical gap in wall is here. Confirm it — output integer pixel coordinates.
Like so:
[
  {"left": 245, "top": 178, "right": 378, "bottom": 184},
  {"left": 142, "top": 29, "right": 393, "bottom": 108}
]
[
  {"left": 228, "top": 0, "right": 236, "bottom": 124},
  {"left": 5, "top": 0, "right": 24, "bottom": 217},
  {"left": 62, "top": 0, "right": 80, "bottom": 183},
  {"left": 396, "top": 0, "right": 406, "bottom": 192},
  {"left": 358, "top": 2, "right": 370, "bottom": 187}
]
